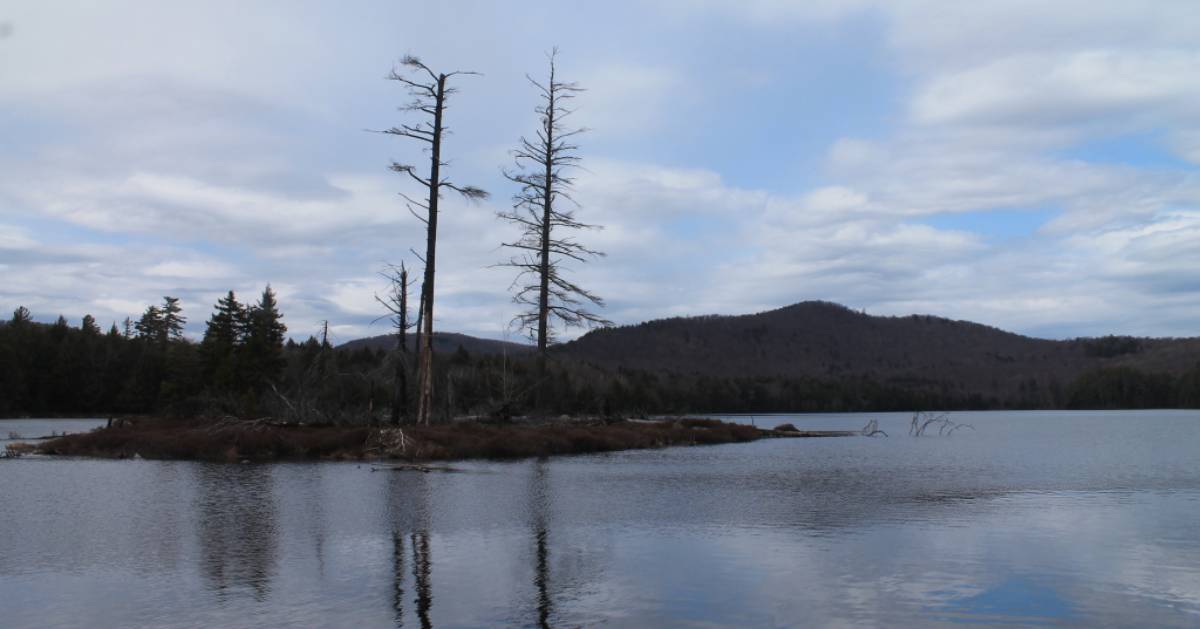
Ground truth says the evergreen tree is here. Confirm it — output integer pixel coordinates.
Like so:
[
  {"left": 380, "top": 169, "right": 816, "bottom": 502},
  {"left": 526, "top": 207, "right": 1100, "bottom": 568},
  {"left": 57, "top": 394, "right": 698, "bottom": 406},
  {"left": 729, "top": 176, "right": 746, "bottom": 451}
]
[
  {"left": 243, "top": 285, "right": 287, "bottom": 387},
  {"left": 11, "top": 306, "right": 31, "bottom": 326},
  {"left": 134, "top": 298, "right": 185, "bottom": 346},
  {"left": 202, "top": 291, "right": 247, "bottom": 390},
  {"left": 81, "top": 314, "right": 100, "bottom": 336},
  {"left": 161, "top": 296, "right": 186, "bottom": 341},
  {"left": 135, "top": 305, "right": 163, "bottom": 342}
]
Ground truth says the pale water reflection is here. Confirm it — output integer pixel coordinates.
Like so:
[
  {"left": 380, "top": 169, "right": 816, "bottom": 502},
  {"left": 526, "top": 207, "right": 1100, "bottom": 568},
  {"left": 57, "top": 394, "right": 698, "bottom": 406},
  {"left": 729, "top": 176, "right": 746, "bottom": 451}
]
[{"left": 2, "top": 410, "right": 1199, "bottom": 627}]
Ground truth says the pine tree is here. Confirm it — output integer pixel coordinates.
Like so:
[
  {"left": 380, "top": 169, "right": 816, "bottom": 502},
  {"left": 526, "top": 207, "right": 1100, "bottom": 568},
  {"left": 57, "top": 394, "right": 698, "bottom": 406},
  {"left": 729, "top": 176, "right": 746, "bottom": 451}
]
[
  {"left": 243, "top": 285, "right": 287, "bottom": 388},
  {"left": 202, "top": 290, "right": 247, "bottom": 390},
  {"left": 161, "top": 296, "right": 186, "bottom": 341},
  {"left": 11, "top": 306, "right": 31, "bottom": 326},
  {"left": 81, "top": 314, "right": 100, "bottom": 336},
  {"left": 135, "top": 305, "right": 163, "bottom": 341}
]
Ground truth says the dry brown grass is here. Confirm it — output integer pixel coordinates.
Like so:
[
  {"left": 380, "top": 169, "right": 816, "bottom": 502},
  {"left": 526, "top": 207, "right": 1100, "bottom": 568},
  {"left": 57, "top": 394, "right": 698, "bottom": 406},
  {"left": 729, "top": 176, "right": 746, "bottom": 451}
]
[
  {"left": 37, "top": 417, "right": 761, "bottom": 463},
  {"left": 4, "top": 441, "right": 38, "bottom": 458}
]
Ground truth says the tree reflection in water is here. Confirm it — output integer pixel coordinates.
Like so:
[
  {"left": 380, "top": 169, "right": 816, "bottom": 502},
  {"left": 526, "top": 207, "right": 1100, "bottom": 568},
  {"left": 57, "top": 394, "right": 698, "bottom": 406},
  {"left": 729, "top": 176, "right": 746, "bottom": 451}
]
[
  {"left": 195, "top": 464, "right": 278, "bottom": 601},
  {"left": 388, "top": 471, "right": 433, "bottom": 628},
  {"left": 412, "top": 530, "right": 433, "bottom": 629},
  {"left": 529, "top": 461, "right": 553, "bottom": 629}
]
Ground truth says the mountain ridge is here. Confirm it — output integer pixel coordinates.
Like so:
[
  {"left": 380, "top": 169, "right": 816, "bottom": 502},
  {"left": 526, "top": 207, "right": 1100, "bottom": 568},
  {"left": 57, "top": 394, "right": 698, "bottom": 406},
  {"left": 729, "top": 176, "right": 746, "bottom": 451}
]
[
  {"left": 338, "top": 331, "right": 533, "bottom": 356},
  {"left": 553, "top": 300, "right": 1200, "bottom": 404},
  {"left": 336, "top": 301, "right": 1198, "bottom": 407}
]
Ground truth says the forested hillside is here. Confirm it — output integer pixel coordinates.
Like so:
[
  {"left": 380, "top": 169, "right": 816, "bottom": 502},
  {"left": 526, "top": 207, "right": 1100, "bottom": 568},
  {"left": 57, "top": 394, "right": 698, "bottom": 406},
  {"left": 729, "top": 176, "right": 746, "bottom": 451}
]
[
  {"left": 4, "top": 300, "right": 1200, "bottom": 418},
  {"left": 339, "top": 332, "right": 532, "bottom": 357},
  {"left": 560, "top": 301, "right": 1200, "bottom": 409}
]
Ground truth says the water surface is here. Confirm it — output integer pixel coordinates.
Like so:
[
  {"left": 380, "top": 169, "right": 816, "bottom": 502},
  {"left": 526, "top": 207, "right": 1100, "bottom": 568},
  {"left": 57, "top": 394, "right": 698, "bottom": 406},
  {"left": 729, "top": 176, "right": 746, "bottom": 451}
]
[
  {"left": 2, "top": 411, "right": 1199, "bottom": 627},
  {"left": 0, "top": 417, "right": 107, "bottom": 445}
]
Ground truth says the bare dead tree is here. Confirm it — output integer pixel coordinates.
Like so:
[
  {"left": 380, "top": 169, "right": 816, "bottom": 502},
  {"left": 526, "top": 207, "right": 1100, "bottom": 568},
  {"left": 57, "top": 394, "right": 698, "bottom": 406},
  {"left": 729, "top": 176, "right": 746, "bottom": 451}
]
[
  {"left": 498, "top": 48, "right": 611, "bottom": 406},
  {"left": 383, "top": 55, "right": 488, "bottom": 425},
  {"left": 376, "top": 262, "right": 416, "bottom": 425}
]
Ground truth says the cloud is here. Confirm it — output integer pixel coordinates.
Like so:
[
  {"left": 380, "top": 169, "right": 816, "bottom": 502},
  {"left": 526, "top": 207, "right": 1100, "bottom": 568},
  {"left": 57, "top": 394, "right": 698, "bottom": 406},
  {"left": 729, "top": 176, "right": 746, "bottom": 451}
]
[
  {"left": 574, "top": 64, "right": 686, "bottom": 138},
  {"left": 145, "top": 259, "right": 238, "bottom": 281},
  {"left": 912, "top": 50, "right": 1200, "bottom": 130},
  {"left": 0, "top": 224, "right": 37, "bottom": 250},
  {"left": 17, "top": 172, "right": 397, "bottom": 244},
  {"left": 3, "top": 0, "right": 1200, "bottom": 343}
]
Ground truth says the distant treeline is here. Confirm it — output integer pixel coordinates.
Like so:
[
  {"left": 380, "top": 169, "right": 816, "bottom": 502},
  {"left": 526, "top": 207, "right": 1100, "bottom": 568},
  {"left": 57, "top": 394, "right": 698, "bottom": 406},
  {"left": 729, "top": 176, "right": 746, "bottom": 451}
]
[{"left": 3, "top": 299, "right": 1200, "bottom": 419}]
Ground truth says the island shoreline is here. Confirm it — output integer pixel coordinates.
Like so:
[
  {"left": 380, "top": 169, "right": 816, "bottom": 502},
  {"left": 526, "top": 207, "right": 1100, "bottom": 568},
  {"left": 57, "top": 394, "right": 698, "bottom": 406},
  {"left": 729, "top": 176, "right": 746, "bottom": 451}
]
[{"left": 30, "top": 417, "right": 858, "bottom": 463}]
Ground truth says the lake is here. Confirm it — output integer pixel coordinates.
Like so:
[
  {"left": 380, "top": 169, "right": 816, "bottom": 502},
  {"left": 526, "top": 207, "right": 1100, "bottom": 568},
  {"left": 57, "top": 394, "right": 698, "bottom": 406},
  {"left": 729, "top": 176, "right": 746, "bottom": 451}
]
[
  {"left": 0, "top": 417, "right": 109, "bottom": 444},
  {"left": 2, "top": 410, "right": 1199, "bottom": 627}
]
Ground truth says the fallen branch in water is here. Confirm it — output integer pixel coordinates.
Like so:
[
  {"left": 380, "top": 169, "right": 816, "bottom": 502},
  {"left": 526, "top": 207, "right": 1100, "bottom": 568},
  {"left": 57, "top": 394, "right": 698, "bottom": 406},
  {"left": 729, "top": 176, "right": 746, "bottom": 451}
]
[
  {"left": 908, "top": 411, "right": 972, "bottom": 437},
  {"left": 945, "top": 422, "right": 974, "bottom": 436},
  {"left": 860, "top": 418, "right": 888, "bottom": 437}
]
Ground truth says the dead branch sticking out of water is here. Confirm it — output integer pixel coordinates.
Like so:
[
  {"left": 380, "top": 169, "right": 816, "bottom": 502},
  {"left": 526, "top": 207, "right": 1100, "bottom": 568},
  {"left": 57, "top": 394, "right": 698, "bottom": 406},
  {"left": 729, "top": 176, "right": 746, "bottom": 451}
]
[
  {"left": 908, "top": 411, "right": 974, "bottom": 437},
  {"left": 860, "top": 419, "right": 888, "bottom": 437}
]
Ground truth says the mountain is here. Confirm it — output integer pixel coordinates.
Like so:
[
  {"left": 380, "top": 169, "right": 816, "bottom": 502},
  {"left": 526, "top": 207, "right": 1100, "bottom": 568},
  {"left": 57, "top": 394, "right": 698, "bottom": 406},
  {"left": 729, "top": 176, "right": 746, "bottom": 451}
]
[
  {"left": 338, "top": 331, "right": 533, "bottom": 356},
  {"left": 557, "top": 301, "right": 1200, "bottom": 403}
]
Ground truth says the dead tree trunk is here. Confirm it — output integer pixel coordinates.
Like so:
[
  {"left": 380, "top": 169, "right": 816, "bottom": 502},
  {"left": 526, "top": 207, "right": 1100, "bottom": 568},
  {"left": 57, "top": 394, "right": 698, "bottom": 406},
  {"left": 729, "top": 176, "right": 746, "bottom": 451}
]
[
  {"left": 395, "top": 266, "right": 408, "bottom": 425},
  {"left": 415, "top": 77, "right": 442, "bottom": 427},
  {"left": 382, "top": 55, "right": 487, "bottom": 425},
  {"left": 498, "top": 48, "right": 611, "bottom": 413},
  {"left": 377, "top": 263, "right": 413, "bottom": 424},
  {"left": 535, "top": 74, "right": 553, "bottom": 396}
]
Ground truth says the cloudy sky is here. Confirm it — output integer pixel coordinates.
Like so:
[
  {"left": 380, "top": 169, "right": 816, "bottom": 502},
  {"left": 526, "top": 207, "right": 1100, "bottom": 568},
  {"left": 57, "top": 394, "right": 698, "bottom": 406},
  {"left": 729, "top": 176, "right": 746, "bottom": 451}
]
[{"left": 3, "top": 1, "right": 1200, "bottom": 343}]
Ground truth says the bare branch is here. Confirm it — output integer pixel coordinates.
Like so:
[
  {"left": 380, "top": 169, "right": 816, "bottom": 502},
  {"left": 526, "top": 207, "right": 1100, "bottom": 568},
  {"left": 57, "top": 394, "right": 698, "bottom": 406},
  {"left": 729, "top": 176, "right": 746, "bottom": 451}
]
[{"left": 442, "top": 182, "right": 489, "bottom": 200}]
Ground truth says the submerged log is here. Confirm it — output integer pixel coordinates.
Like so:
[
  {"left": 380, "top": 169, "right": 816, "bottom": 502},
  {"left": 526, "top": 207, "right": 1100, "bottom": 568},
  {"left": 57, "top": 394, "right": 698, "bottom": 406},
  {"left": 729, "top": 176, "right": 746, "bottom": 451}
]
[
  {"left": 763, "top": 428, "right": 860, "bottom": 438},
  {"left": 370, "top": 463, "right": 458, "bottom": 473}
]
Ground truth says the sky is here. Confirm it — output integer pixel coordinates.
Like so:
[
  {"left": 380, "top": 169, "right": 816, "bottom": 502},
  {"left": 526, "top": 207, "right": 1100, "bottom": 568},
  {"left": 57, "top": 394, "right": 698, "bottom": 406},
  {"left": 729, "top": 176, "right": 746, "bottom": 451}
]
[{"left": 2, "top": 1, "right": 1200, "bottom": 343}]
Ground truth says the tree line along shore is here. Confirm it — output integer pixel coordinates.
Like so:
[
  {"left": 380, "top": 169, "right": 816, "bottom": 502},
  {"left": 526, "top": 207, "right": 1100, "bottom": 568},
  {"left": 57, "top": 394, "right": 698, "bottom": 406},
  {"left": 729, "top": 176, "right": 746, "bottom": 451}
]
[{"left": 3, "top": 298, "right": 1200, "bottom": 429}]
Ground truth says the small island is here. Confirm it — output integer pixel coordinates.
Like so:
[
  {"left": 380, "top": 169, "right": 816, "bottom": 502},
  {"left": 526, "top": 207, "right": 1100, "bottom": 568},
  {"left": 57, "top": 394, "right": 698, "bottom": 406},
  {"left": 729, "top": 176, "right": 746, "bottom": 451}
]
[{"left": 32, "top": 416, "right": 861, "bottom": 463}]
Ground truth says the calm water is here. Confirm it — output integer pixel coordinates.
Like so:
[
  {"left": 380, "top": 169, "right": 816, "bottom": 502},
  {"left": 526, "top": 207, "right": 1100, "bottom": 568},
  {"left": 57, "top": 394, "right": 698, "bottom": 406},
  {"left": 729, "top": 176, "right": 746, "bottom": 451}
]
[
  {"left": 0, "top": 417, "right": 107, "bottom": 444},
  {"left": 2, "top": 410, "right": 1199, "bottom": 627}
]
